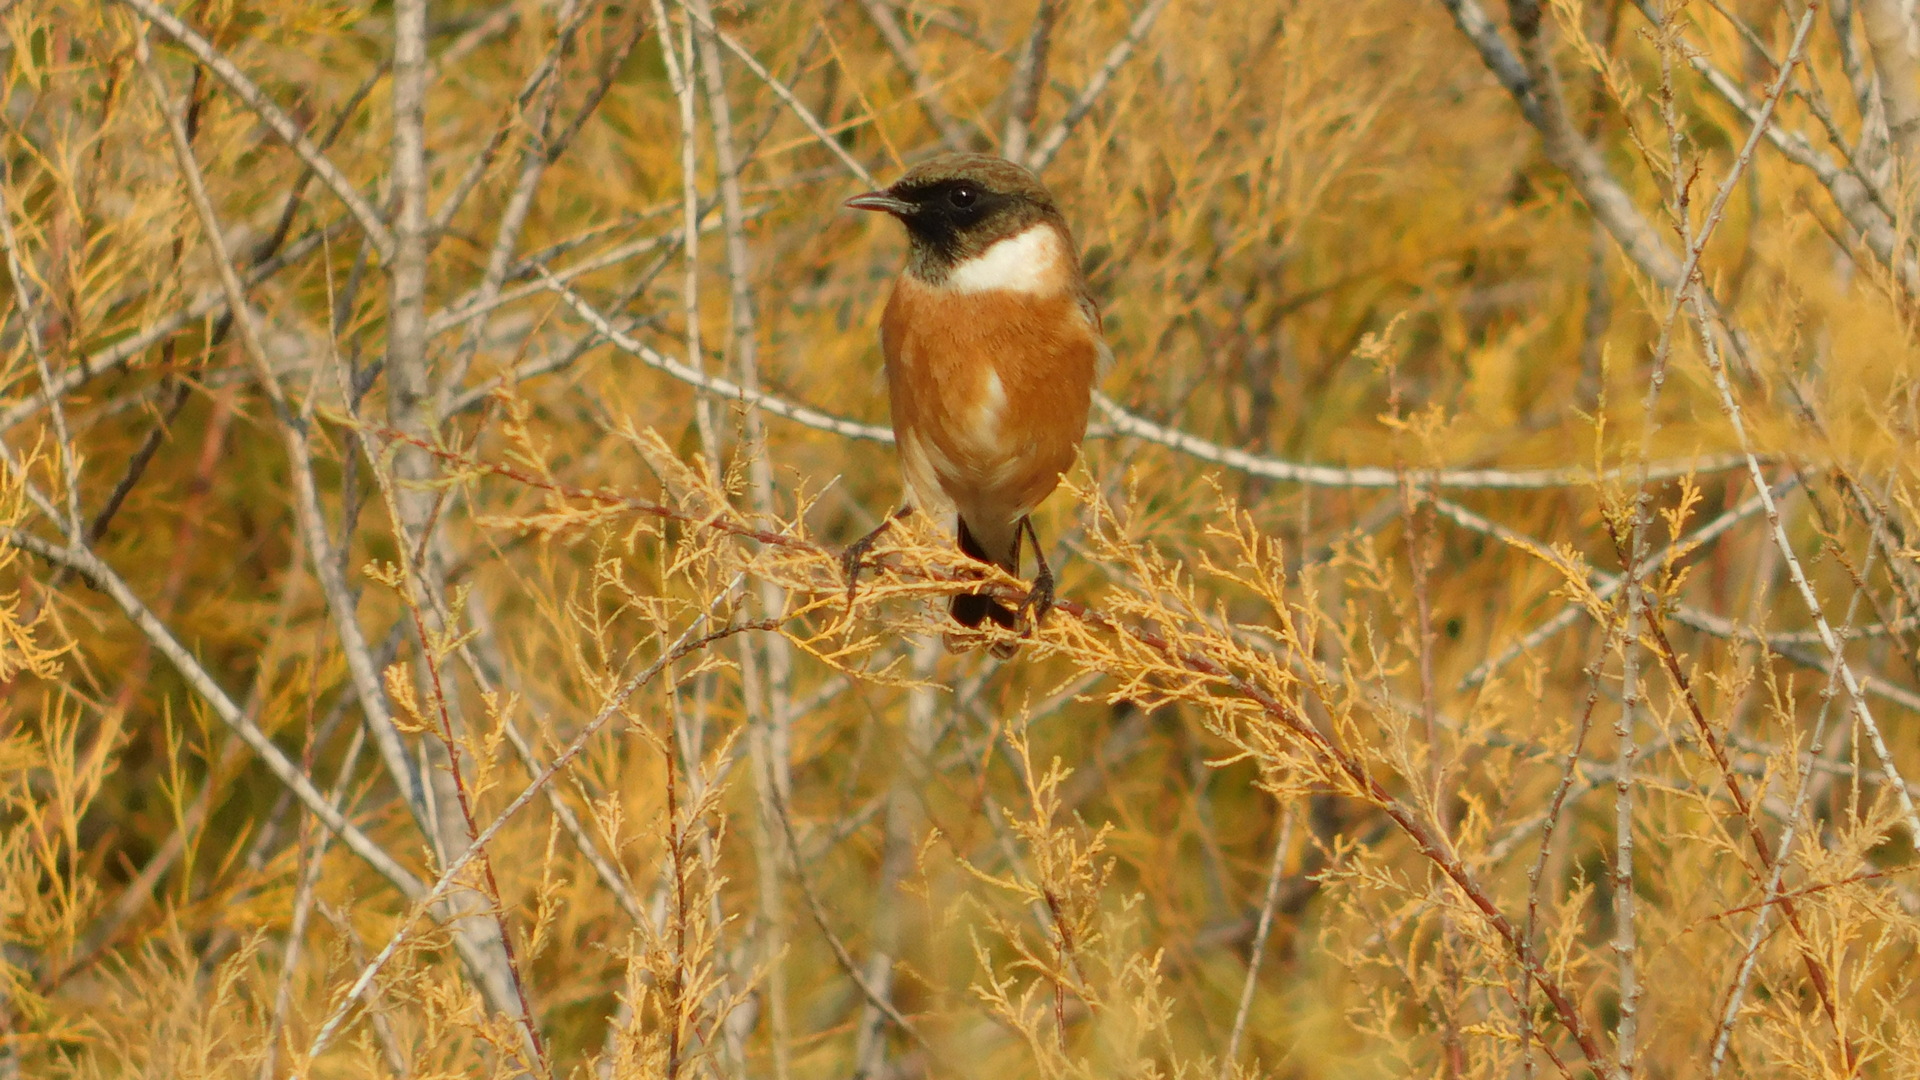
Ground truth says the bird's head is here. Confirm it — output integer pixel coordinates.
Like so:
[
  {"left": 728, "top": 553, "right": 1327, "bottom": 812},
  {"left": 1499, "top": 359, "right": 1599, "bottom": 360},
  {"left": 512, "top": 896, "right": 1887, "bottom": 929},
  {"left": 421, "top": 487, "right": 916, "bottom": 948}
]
[{"left": 846, "top": 153, "right": 1067, "bottom": 283}]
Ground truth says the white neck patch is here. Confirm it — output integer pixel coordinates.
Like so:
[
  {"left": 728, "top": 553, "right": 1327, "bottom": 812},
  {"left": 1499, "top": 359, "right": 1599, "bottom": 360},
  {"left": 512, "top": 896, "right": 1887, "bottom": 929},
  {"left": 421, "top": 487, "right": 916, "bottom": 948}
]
[{"left": 946, "top": 224, "right": 1067, "bottom": 295}]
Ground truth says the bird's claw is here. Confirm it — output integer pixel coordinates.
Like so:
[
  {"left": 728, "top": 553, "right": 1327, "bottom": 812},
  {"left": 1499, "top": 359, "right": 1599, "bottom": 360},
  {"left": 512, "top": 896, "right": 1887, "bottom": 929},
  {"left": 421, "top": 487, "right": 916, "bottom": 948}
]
[
  {"left": 1016, "top": 517, "right": 1055, "bottom": 633},
  {"left": 841, "top": 534, "right": 878, "bottom": 617},
  {"left": 1019, "top": 564, "right": 1055, "bottom": 630},
  {"left": 841, "top": 508, "right": 909, "bottom": 620}
]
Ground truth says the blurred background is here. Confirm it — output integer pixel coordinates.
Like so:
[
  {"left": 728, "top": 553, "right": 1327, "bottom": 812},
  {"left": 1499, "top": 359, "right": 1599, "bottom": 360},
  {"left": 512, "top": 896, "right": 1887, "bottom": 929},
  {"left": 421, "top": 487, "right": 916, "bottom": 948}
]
[{"left": 2, "top": 0, "right": 1918, "bottom": 1075}]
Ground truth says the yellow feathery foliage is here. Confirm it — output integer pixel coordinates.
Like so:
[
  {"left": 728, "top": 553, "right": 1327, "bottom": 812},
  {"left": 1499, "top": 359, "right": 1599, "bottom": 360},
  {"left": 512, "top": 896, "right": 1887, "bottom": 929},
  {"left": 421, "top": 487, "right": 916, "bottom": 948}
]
[{"left": 2, "top": 0, "right": 1918, "bottom": 1076}]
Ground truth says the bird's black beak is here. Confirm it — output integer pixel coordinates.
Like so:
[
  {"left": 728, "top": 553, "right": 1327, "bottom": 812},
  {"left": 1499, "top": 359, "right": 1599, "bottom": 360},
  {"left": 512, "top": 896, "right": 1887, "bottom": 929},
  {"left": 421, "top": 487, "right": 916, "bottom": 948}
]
[{"left": 844, "top": 190, "right": 913, "bottom": 215}]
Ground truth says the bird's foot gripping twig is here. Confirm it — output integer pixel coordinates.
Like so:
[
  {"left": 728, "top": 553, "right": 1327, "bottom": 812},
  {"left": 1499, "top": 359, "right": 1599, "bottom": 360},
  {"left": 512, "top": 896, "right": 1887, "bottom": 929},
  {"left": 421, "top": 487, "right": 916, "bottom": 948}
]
[
  {"left": 1017, "top": 516, "right": 1055, "bottom": 630},
  {"left": 841, "top": 506, "right": 912, "bottom": 618}
]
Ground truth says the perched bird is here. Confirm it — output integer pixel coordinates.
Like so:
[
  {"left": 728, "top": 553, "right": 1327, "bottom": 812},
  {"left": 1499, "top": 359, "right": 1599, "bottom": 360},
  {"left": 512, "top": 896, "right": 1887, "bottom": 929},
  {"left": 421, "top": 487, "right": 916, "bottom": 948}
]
[{"left": 842, "top": 153, "right": 1103, "bottom": 649}]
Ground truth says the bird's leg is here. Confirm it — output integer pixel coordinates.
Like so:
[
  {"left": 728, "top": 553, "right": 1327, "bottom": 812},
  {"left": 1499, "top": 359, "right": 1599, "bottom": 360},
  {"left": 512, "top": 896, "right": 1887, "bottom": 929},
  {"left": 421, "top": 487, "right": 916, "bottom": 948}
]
[
  {"left": 842, "top": 505, "right": 913, "bottom": 615},
  {"left": 1018, "top": 516, "right": 1055, "bottom": 627}
]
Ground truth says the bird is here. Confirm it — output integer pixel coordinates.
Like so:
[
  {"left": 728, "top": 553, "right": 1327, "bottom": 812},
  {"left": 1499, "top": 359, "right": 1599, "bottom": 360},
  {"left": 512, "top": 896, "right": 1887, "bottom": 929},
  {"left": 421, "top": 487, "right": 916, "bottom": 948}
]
[{"left": 841, "top": 152, "right": 1103, "bottom": 652}]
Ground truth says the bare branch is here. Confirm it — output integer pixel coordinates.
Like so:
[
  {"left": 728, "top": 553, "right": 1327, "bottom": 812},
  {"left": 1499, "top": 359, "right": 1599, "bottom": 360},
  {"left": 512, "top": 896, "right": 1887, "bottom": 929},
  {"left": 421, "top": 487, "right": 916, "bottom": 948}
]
[
  {"left": 115, "top": 0, "right": 397, "bottom": 262},
  {"left": 5, "top": 529, "right": 425, "bottom": 898},
  {"left": 1858, "top": 0, "right": 1920, "bottom": 165},
  {"left": 770, "top": 781, "right": 932, "bottom": 1054},
  {"left": 854, "top": 0, "right": 972, "bottom": 152},
  {"left": 1096, "top": 392, "right": 1755, "bottom": 490},
  {"left": 1027, "top": 0, "right": 1171, "bottom": 173},
  {"left": 1690, "top": 295, "right": 1920, "bottom": 848},
  {"left": 305, "top": 617, "right": 770, "bottom": 1061},
  {"left": 650, "top": 0, "right": 720, "bottom": 461},
  {"left": 1221, "top": 806, "right": 1294, "bottom": 1074},
  {"left": 540, "top": 271, "right": 896, "bottom": 440},
  {"left": 259, "top": 726, "right": 368, "bottom": 1080},
  {"left": 673, "top": 0, "right": 877, "bottom": 187},
  {"left": 1002, "top": 0, "right": 1057, "bottom": 164},
  {"left": 0, "top": 181, "right": 83, "bottom": 539}
]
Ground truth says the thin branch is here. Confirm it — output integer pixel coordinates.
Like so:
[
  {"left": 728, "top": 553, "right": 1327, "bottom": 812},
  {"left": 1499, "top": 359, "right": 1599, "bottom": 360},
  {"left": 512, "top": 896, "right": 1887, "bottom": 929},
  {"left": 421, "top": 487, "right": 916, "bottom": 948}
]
[
  {"left": 1520, "top": 622, "right": 1616, "bottom": 1078},
  {"left": 540, "top": 271, "right": 896, "bottom": 440},
  {"left": 304, "top": 618, "right": 770, "bottom": 1061},
  {"left": 650, "top": 0, "right": 720, "bottom": 461},
  {"left": 1096, "top": 392, "right": 1757, "bottom": 490},
  {"left": 672, "top": 0, "right": 877, "bottom": 187},
  {"left": 0, "top": 181, "right": 83, "bottom": 540},
  {"left": 769, "top": 781, "right": 933, "bottom": 1053},
  {"left": 1689, "top": 294, "right": 1920, "bottom": 848},
  {"left": 115, "top": 0, "right": 397, "bottom": 262},
  {"left": 1026, "top": 0, "right": 1171, "bottom": 173},
  {"left": 1001, "top": 0, "right": 1057, "bottom": 164},
  {"left": 1221, "top": 806, "right": 1294, "bottom": 1074},
  {"left": 854, "top": 0, "right": 972, "bottom": 152},
  {"left": 4, "top": 529, "right": 425, "bottom": 898},
  {"left": 260, "top": 725, "right": 369, "bottom": 1080},
  {"left": 0, "top": 224, "right": 334, "bottom": 438}
]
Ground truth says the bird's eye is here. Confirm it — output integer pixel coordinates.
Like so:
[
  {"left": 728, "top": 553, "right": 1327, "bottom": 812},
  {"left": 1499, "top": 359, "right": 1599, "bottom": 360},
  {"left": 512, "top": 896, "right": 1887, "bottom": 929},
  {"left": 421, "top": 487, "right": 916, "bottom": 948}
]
[{"left": 949, "top": 185, "right": 977, "bottom": 208}]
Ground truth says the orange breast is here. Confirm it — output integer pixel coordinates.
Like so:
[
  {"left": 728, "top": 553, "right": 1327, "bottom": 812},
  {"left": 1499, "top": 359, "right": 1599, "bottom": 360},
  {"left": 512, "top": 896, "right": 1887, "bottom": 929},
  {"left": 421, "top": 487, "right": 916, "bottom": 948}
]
[{"left": 880, "top": 276, "right": 1099, "bottom": 537}]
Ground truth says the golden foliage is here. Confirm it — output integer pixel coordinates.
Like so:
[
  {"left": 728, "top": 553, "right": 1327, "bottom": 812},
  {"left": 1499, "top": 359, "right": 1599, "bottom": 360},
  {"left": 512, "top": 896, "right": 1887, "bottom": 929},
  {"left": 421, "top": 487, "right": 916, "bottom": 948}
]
[{"left": 2, "top": 0, "right": 1919, "bottom": 1076}]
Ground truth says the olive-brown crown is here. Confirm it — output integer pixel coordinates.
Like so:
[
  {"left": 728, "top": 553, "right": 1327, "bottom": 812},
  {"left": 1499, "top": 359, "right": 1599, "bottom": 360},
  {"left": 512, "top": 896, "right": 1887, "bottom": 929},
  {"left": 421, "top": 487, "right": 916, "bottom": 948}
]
[{"left": 848, "top": 153, "right": 1070, "bottom": 279}]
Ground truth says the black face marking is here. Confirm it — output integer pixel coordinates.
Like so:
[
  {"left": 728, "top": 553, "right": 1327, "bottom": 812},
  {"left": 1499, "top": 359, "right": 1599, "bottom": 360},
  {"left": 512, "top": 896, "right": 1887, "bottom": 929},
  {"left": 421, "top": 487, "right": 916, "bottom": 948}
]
[{"left": 889, "top": 179, "right": 1014, "bottom": 261}]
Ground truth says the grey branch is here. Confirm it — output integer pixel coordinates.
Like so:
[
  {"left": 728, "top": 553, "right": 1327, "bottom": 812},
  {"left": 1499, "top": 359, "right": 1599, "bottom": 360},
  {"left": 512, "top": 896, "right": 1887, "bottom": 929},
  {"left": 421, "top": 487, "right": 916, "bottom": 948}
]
[
  {"left": 5, "top": 529, "right": 425, "bottom": 898},
  {"left": 541, "top": 270, "right": 898, "bottom": 441},
  {"left": 116, "top": 0, "right": 397, "bottom": 262},
  {"left": 0, "top": 226, "right": 332, "bottom": 437},
  {"left": 855, "top": 0, "right": 972, "bottom": 152},
  {"left": 1095, "top": 392, "right": 1755, "bottom": 490},
  {"left": 1027, "top": 0, "right": 1172, "bottom": 173},
  {"left": 1859, "top": 0, "right": 1920, "bottom": 165}
]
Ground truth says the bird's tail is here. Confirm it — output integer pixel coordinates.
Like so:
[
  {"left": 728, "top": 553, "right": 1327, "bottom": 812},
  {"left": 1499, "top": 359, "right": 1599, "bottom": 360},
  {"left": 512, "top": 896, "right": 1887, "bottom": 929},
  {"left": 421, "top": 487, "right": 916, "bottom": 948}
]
[{"left": 951, "top": 518, "right": 1019, "bottom": 655}]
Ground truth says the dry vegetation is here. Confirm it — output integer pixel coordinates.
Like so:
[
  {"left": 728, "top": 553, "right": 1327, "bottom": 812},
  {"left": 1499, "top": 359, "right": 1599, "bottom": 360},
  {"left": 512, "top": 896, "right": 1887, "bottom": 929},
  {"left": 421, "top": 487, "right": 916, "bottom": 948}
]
[{"left": 2, "top": 0, "right": 1919, "bottom": 1075}]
